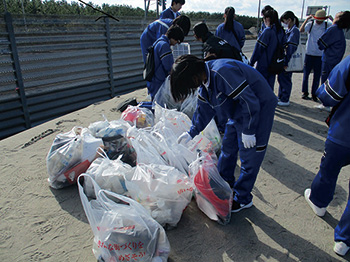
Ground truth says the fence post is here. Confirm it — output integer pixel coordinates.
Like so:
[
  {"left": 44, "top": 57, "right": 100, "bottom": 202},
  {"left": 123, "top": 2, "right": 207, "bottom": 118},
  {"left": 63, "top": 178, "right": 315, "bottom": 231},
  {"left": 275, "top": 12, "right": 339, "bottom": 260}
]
[
  {"left": 4, "top": 12, "right": 31, "bottom": 129},
  {"left": 104, "top": 16, "right": 115, "bottom": 97}
]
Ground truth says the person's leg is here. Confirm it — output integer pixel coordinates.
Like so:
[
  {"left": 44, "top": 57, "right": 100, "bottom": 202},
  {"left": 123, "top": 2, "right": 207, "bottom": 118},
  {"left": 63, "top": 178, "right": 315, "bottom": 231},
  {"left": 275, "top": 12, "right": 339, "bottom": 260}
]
[
  {"left": 310, "top": 140, "right": 350, "bottom": 208},
  {"left": 302, "top": 54, "right": 312, "bottom": 96},
  {"left": 277, "top": 71, "right": 292, "bottom": 103},
  {"left": 311, "top": 56, "right": 322, "bottom": 95},
  {"left": 233, "top": 101, "right": 276, "bottom": 205},
  {"left": 217, "top": 120, "right": 239, "bottom": 188},
  {"left": 234, "top": 146, "right": 266, "bottom": 205},
  {"left": 257, "top": 69, "right": 275, "bottom": 90},
  {"left": 321, "top": 62, "right": 334, "bottom": 85}
]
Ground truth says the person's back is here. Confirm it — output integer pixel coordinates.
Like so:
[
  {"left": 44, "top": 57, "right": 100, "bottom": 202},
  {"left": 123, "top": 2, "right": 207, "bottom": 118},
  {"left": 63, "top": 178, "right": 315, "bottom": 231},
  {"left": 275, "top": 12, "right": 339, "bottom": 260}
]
[
  {"left": 318, "top": 11, "right": 350, "bottom": 83},
  {"left": 204, "top": 33, "right": 237, "bottom": 59},
  {"left": 148, "top": 25, "right": 184, "bottom": 100},
  {"left": 140, "top": 19, "right": 173, "bottom": 63},
  {"left": 193, "top": 22, "right": 238, "bottom": 60},
  {"left": 215, "top": 7, "right": 245, "bottom": 51}
]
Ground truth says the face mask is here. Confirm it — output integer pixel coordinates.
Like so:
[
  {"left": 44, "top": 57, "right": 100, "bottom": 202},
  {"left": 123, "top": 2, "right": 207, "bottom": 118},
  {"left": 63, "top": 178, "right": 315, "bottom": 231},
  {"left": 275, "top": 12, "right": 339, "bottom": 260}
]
[{"left": 282, "top": 22, "right": 289, "bottom": 29}]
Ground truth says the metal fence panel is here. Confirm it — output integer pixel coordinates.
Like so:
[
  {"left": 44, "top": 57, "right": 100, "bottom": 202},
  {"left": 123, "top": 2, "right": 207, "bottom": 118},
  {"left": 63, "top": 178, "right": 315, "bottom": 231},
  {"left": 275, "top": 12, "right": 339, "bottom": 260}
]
[{"left": 0, "top": 14, "right": 210, "bottom": 139}]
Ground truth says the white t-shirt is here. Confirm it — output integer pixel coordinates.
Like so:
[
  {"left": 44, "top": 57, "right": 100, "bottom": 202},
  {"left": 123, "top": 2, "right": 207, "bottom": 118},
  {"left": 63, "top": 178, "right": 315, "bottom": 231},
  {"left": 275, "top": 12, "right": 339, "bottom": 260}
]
[{"left": 305, "top": 20, "right": 332, "bottom": 56}]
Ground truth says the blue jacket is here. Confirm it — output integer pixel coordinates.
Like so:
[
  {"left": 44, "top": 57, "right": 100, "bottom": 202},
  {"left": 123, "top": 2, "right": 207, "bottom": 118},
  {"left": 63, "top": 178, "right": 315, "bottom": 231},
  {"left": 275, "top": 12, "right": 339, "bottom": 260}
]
[
  {"left": 148, "top": 35, "right": 174, "bottom": 99},
  {"left": 258, "top": 22, "right": 266, "bottom": 38},
  {"left": 140, "top": 19, "right": 173, "bottom": 63},
  {"left": 250, "top": 25, "right": 286, "bottom": 72},
  {"left": 215, "top": 21, "right": 245, "bottom": 51},
  {"left": 189, "top": 59, "right": 277, "bottom": 141},
  {"left": 160, "top": 7, "right": 180, "bottom": 19},
  {"left": 284, "top": 25, "right": 300, "bottom": 66},
  {"left": 316, "top": 55, "right": 350, "bottom": 148},
  {"left": 318, "top": 24, "right": 346, "bottom": 67}
]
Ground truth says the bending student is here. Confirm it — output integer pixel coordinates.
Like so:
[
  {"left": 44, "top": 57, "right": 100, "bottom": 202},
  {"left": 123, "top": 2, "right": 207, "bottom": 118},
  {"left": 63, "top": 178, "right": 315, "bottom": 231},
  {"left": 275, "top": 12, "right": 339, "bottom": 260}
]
[{"left": 171, "top": 55, "right": 277, "bottom": 212}]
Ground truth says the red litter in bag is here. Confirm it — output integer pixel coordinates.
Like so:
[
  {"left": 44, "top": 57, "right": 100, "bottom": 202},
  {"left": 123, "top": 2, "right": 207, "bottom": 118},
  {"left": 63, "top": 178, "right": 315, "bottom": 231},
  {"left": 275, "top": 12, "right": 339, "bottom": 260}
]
[{"left": 194, "top": 166, "right": 231, "bottom": 220}]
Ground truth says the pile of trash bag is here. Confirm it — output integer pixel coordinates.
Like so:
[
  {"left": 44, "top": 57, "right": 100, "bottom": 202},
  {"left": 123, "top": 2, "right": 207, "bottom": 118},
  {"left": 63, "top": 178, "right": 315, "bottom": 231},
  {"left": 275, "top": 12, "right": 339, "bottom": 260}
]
[{"left": 46, "top": 104, "right": 230, "bottom": 261}]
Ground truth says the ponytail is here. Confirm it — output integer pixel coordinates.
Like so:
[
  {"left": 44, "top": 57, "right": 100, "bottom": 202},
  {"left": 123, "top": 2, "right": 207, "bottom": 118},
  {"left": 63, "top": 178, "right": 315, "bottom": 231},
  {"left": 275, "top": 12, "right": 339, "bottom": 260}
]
[{"left": 224, "top": 7, "right": 235, "bottom": 33}]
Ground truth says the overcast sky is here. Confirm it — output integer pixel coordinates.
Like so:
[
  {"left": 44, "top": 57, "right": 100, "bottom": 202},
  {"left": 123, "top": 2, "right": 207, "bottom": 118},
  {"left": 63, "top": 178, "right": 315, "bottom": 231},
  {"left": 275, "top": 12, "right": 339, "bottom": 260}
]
[{"left": 73, "top": 0, "right": 348, "bottom": 19}]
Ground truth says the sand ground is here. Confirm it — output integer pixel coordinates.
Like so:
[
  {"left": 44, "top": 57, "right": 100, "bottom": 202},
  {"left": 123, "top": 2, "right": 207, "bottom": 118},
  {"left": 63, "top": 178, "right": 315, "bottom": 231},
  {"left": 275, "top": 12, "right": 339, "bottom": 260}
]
[{"left": 1, "top": 45, "right": 350, "bottom": 262}]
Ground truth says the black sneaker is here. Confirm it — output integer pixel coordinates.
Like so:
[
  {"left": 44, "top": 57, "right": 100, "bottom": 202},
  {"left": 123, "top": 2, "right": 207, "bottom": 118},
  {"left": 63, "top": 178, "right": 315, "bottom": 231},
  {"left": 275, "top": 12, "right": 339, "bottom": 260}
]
[
  {"left": 231, "top": 199, "right": 253, "bottom": 213},
  {"left": 312, "top": 95, "right": 319, "bottom": 102},
  {"left": 301, "top": 93, "right": 311, "bottom": 100}
]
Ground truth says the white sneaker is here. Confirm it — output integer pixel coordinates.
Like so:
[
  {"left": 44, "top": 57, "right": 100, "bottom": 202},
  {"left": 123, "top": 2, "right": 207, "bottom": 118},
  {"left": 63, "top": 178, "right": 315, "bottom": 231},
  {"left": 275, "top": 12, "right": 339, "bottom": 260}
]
[
  {"left": 304, "top": 189, "right": 326, "bottom": 217},
  {"left": 314, "top": 104, "right": 331, "bottom": 112},
  {"left": 334, "top": 241, "right": 350, "bottom": 256},
  {"left": 278, "top": 101, "right": 290, "bottom": 106}
]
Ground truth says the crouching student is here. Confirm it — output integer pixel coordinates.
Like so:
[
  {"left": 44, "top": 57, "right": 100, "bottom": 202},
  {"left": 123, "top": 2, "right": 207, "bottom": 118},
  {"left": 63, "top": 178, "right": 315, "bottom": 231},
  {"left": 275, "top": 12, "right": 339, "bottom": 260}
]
[
  {"left": 172, "top": 55, "right": 277, "bottom": 212},
  {"left": 304, "top": 55, "right": 350, "bottom": 256},
  {"left": 147, "top": 25, "right": 184, "bottom": 101},
  {"left": 193, "top": 22, "right": 238, "bottom": 60}
]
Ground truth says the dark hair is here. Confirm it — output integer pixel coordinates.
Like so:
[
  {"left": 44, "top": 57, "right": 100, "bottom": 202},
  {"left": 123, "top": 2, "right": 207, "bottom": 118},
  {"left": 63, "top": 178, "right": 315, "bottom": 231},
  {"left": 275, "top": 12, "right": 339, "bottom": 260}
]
[
  {"left": 224, "top": 7, "right": 235, "bottom": 33},
  {"left": 193, "top": 22, "right": 209, "bottom": 41},
  {"left": 170, "top": 54, "right": 206, "bottom": 102},
  {"left": 166, "top": 25, "right": 184, "bottom": 42},
  {"left": 261, "top": 5, "right": 273, "bottom": 16},
  {"left": 336, "top": 11, "right": 350, "bottom": 31},
  {"left": 172, "top": 0, "right": 185, "bottom": 5},
  {"left": 280, "top": 11, "right": 299, "bottom": 27},
  {"left": 173, "top": 15, "right": 191, "bottom": 36},
  {"left": 264, "top": 9, "right": 282, "bottom": 32}
]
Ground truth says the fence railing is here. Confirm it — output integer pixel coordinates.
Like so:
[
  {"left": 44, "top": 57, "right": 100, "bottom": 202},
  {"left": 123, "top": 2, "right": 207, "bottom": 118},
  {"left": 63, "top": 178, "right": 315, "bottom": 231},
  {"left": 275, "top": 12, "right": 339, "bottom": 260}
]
[{"left": 0, "top": 13, "right": 212, "bottom": 139}]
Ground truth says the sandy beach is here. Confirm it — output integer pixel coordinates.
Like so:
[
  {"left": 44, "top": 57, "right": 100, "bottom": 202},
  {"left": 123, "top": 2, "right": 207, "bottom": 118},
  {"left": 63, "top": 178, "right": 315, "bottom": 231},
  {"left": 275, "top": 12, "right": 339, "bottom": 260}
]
[{"left": 1, "top": 43, "right": 350, "bottom": 261}]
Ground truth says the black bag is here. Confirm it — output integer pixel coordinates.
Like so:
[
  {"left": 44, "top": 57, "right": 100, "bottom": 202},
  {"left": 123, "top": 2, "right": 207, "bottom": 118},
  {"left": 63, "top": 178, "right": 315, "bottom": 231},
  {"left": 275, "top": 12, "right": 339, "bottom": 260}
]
[
  {"left": 230, "top": 45, "right": 243, "bottom": 62},
  {"left": 268, "top": 31, "right": 285, "bottom": 75},
  {"left": 143, "top": 45, "right": 156, "bottom": 81}
]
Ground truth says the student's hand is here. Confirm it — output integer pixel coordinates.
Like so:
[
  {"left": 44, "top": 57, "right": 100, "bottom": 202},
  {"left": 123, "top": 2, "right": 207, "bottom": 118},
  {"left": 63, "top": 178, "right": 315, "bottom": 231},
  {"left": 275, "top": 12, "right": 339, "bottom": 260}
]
[
  {"left": 242, "top": 134, "right": 256, "bottom": 148},
  {"left": 306, "top": 15, "right": 313, "bottom": 21},
  {"left": 177, "top": 132, "right": 192, "bottom": 144}
]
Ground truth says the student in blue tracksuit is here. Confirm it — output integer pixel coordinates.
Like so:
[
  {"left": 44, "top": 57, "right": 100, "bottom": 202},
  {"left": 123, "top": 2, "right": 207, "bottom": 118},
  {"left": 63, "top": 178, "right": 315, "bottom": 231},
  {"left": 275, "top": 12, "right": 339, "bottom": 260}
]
[
  {"left": 147, "top": 25, "right": 184, "bottom": 100},
  {"left": 304, "top": 55, "right": 350, "bottom": 257},
  {"left": 140, "top": 15, "right": 190, "bottom": 64},
  {"left": 277, "top": 11, "right": 300, "bottom": 106},
  {"left": 215, "top": 7, "right": 245, "bottom": 52},
  {"left": 159, "top": 0, "right": 185, "bottom": 19},
  {"left": 318, "top": 11, "right": 350, "bottom": 84},
  {"left": 258, "top": 5, "right": 274, "bottom": 38},
  {"left": 171, "top": 55, "right": 277, "bottom": 212},
  {"left": 250, "top": 9, "right": 286, "bottom": 89}
]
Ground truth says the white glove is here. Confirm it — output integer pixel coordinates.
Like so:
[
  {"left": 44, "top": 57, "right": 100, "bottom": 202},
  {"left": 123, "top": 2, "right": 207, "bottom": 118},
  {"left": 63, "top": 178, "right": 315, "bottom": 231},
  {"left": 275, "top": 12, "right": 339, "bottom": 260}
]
[
  {"left": 177, "top": 132, "right": 192, "bottom": 144},
  {"left": 242, "top": 133, "right": 256, "bottom": 149}
]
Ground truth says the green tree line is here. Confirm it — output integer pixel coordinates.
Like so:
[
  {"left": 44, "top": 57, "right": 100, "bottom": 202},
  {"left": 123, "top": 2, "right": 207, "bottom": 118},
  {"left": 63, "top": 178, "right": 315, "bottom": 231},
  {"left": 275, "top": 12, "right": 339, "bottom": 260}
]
[{"left": 1, "top": 0, "right": 257, "bottom": 29}]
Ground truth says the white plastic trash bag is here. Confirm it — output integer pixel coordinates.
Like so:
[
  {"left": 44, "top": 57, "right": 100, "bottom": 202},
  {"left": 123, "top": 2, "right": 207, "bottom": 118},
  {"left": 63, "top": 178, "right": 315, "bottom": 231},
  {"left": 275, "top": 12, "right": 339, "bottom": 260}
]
[
  {"left": 83, "top": 153, "right": 135, "bottom": 199},
  {"left": 187, "top": 119, "right": 222, "bottom": 155},
  {"left": 46, "top": 127, "right": 103, "bottom": 189},
  {"left": 78, "top": 174, "right": 171, "bottom": 262},
  {"left": 121, "top": 105, "right": 154, "bottom": 128},
  {"left": 286, "top": 41, "right": 306, "bottom": 72},
  {"left": 89, "top": 118, "right": 137, "bottom": 166},
  {"left": 153, "top": 77, "right": 198, "bottom": 119},
  {"left": 125, "top": 163, "right": 193, "bottom": 227},
  {"left": 188, "top": 151, "right": 233, "bottom": 225},
  {"left": 127, "top": 127, "right": 168, "bottom": 166}
]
